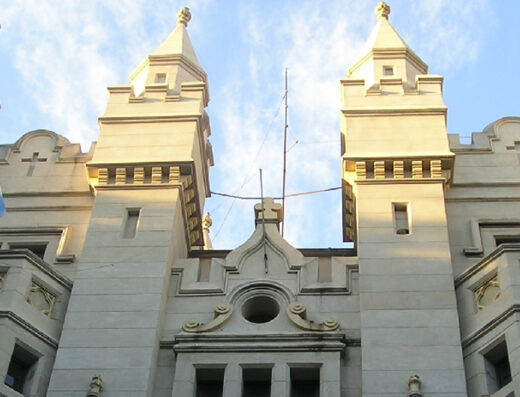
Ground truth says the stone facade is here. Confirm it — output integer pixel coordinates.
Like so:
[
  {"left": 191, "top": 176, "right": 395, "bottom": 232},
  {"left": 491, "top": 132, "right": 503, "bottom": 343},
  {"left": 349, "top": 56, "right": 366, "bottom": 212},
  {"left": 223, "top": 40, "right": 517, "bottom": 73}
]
[{"left": 0, "top": 3, "right": 519, "bottom": 397}]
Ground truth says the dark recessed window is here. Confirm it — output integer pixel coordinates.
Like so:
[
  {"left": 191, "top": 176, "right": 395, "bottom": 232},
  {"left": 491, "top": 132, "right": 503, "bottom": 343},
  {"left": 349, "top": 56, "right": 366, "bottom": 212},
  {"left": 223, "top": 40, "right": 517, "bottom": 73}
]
[
  {"left": 4, "top": 344, "right": 39, "bottom": 395},
  {"left": 483, "top": 339, "right": 512, "bottom": 393},
  {"left": 195, "top": 367, "right": 224, "bottom": 397},
  {"left": 9, "top": 243, "right": 47, "bottom": 260},
  {"left": 290, "top": 367, "right": 320, "bottom": 397},
  {"left": 242, "top": 367, "right": 272, "bottom": 397}
]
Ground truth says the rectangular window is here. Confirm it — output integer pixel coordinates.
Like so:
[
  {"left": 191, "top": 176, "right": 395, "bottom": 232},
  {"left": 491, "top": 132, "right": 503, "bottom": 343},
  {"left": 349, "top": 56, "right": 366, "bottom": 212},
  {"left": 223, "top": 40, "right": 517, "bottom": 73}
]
[
  {"left": 4, "top": 344, "right": 39, "bottom": 395},
  {"left": 483, "top": 339, "right": 512, "bottom": 393},
  {"left": 383, "top": 65, "right": 394, "bottom": 76},
  {"left": 195, "top": 367, "right": 225, "bottom": 397},
  {"left": 393, "top": 203, "right": 410, "bottom": 235},
  {"left": 122, "top": 208, "right": 141, "bottom": 239},
  {"left": 290, "top": 367, "right": 320, "bottom": 397},
  {"left": 8, "top": 243, "right": 47, "bottom": 260},
  {"left": 242, "top": 367, "right": 272, "bottom": 397},
  {"left": 155, "top": 73, "right": 166, "bottom": 83}
]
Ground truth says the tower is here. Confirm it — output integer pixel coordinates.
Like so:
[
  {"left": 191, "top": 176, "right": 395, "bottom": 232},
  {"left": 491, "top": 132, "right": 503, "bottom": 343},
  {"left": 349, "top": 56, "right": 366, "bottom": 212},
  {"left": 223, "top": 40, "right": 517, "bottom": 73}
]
[
  {"left": 47, "top": 8, "right": 213, "bottom": 396},
  {"left": 341, "top": 3, "right": 467, "bottom": 396}
]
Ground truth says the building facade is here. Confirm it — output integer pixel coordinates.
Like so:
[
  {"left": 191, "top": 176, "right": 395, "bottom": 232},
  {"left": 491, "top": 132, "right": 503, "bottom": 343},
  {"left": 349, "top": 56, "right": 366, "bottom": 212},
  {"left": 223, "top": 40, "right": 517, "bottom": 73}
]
[{"left": 0, "top": 3, "right": 519, "bottom": 397}]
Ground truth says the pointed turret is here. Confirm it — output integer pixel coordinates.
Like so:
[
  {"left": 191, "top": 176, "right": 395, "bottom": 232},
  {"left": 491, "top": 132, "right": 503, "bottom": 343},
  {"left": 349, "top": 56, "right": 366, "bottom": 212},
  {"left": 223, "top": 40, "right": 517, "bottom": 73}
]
[
  {"left": 348, "top": 2, "right": 427, "bottom": 89},
  {"left": 129, "top": 7, "right": 207, "bottom": 97}
]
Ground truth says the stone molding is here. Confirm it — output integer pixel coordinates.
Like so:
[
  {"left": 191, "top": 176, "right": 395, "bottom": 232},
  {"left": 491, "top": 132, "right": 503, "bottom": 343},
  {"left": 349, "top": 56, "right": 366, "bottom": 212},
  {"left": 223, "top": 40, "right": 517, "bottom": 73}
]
[
  {"left": 168, "top": 333, "right": 349, "bottom": 353},
  {"left": 462, "top": 304, "right": 520, "bottom": 348},
  {"left": 0, "top": 250, "right": 73, "bottom": 290},
  {"left": 455, "top": 243, "right": 520, "bottom": 286},
  {"left": 463, "top": 218, "right": 520, "bottom": 256},
  {"left": 345, "top": 158, "right": 452, "bottom": 183},
  {"left": 0, "top": 310, "right": 58, "bottom": 348}
]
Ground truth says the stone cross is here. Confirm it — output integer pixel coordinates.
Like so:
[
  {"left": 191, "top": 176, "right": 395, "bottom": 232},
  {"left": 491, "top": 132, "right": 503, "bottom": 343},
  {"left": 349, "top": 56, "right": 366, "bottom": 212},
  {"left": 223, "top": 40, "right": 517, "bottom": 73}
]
[
  {"left": 254, "top": 198, "right": 283, "bottom": 224},
  {"left": 21, "top": 152, "right": 47, "bottom": 176}
]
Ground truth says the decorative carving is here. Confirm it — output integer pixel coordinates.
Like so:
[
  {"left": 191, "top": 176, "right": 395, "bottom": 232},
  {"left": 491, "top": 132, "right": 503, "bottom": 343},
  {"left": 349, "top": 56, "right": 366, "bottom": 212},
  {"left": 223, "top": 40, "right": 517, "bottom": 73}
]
[
  {"left": 169, "top": 166, "right": 180, "bottom": 184},
  {"left": 0, "top": 272, "right": 5, "bottom": 289},
  {"left": 184, "top": 188, "right": 195, "bottom": 203},
  {"left": 151, "top": 167, "right": 162, "bottom": 184},
  {"left": 375, "top": 1, "right": 391, "bottom": 20},
  {"left": 412, "top": 161, "right": 423, "bottom": 178},
  {"left": 408, "top": 374, "right": 422, "bottom": 397},
  {"left": 98, "top": 168, "right": 108, "bottom": 185},
  {"left": 177, "top": 7, "right": 191, "bottom": 27},
  {"left": 26, "top": 281, "right": 56, "bottom": 316},
  {"left": 133, "top": 167, "right": 144, "bottom": 184},
  {"left": 189, "top": 230, "right": 200, "bottom": 245},
  {"left": 393, "top": 160, "right": 404, "bottom": 179},
  {"left": 186, "top": 202, "right": 196, "bottom": 217},
  {"left": 86, "top": 375, "right": 103, "bottom": 397},
  {"left": 187, "top": 216, "right": 199, "bottom": 231},
  {"left": 374, "top": 161, "right": 385, "bottom": 179},
  {"left": 430, "top": 160, "right": 442, "bottom": 178},
  {"left": 287, "top": 302, "right": 339, "bottom": 331},
  {"left": 183, "top": 303, "right": 233, "bottom": 332},
  {"left": 475, "top": 275, "right": 501, "bottom": 311},
  {"left": 115, "top": 168, "right": 126, "bottom": 185},
  {"left": 355, "top": 161, "right": 366, "bottom": 180}
]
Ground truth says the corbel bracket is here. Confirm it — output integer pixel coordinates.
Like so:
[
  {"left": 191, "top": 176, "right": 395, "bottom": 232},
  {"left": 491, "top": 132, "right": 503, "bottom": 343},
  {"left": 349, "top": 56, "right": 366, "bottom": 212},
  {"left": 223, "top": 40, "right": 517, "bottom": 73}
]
[
  {"left": 287, "top": 302, "right": 339, "bottom": 331},
  {"left": 182, "top": 303, "right": 233, "bottom": 332}
]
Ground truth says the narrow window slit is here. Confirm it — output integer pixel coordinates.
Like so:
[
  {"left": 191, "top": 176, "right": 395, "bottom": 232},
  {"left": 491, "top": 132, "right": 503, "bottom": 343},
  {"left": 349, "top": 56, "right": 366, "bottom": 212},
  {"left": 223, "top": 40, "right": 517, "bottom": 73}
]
[
  {"left": 393, "top": 203, "right": 410, "bottom": 235},
  {"left": 122, "top": 208, "right": 141, "bottom": 239}
]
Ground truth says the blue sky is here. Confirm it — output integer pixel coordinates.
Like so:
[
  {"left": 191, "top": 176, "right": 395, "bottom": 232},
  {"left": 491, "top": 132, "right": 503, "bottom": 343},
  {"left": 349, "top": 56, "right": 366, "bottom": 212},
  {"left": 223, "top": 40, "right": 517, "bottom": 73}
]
[{"left": 1, "top": 1, "right": 519, "bottom": 249}]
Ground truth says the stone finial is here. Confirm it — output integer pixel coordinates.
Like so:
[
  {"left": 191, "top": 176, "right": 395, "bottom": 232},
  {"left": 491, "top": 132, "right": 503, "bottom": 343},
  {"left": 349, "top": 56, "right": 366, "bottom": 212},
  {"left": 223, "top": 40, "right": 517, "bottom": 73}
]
[
  {"left": 202, "top": 212, "right": 212, "bottom": 231},
  {"left": 254, "top": 198, "right": 283, "bottom": 225},
  {"left": 202, "top": 212, "right": 213, "bottom": 250},
  {"left": 375, "top": 1, "right": 391, "bottom": 20},
  {"left": 408, "top": 374, "right": 423, "bottom": 397},
  {"left": 177, "top": 7, "right": 192, "bottom": 27},
  {"left": 86, "top": 375, "right": 103, "bottom": 397}
]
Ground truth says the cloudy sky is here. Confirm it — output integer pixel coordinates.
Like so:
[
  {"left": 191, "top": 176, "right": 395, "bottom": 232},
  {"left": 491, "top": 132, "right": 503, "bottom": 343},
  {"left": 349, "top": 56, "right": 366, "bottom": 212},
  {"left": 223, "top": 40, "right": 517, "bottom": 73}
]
[{"left": 1, "top": 1, "right": 519, "bottom": 249}]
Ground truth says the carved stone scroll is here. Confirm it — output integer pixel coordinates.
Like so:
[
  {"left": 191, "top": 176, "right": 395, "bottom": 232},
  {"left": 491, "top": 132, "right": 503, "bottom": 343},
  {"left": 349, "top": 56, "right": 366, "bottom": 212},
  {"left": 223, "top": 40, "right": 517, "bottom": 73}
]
[
  {"left": 182, "top": 303, "right": 233, "bottom": 333},
  {"left": 286, "top": 302, "right": 339, "bottom": 331}
]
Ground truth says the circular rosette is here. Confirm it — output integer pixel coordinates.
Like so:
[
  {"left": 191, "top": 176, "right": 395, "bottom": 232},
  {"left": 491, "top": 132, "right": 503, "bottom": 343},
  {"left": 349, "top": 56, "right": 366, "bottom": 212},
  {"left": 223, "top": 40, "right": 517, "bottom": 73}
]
[
  {"left": 182, "top": 319, "right": 201, "bottom": 332},
  {"left": 288, "top": 302, "right": 306, "bottom": 315}
]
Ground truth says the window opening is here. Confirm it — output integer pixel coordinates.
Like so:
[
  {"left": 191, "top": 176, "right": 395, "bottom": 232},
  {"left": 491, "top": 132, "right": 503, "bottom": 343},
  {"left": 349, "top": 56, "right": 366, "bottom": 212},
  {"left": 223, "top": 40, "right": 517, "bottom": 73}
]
[
  {"left": 290, "top": 367, "right": 320, "bottom": 397},
  {"left": 9, "top": 243, "right": 47, "bottom": 260},
  {"left": 195, "top": 367, "right": 225, "bottom": 397},
  {"left": 483, "top": 339, "right": 512, "bottom": 393},
  {"left": 393, "top": 203, "right": 410, "bottom": 235},
  {"left": 4, "top": 344, "right": 39, "bottom": 396},
  {"left": 495, "top": 236, "right": 520, "bottom": 246},
  {"left": 383, "top": 65, "right": 394, "bottom": 76},
  {"left": 242, "top": 367, "right": 272, "bottom": 397},
  {"left": 122, "top": 208, "right": 141, "bottom": 239},
  {"left": 155, "top": 73, "right": 166, "bottom": 84},
  {"left": 241, "top": 295, "right": 280, "bottom": 323}
]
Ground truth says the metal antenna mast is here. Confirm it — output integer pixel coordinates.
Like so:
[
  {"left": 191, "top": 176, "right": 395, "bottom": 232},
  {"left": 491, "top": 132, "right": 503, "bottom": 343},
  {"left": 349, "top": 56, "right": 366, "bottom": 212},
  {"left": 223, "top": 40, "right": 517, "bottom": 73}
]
[{"left": 281, "top": 68, "right": 288, "bottom": 237}]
